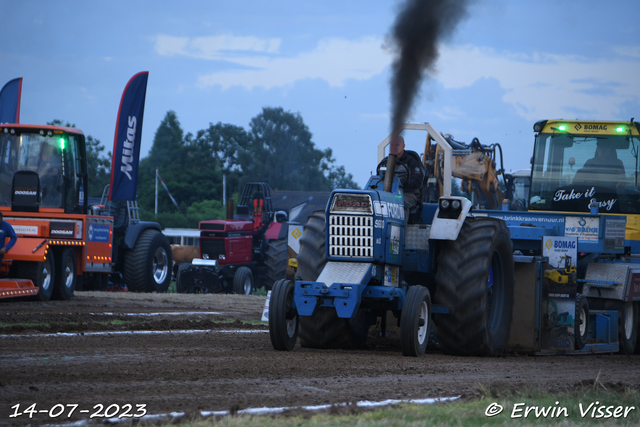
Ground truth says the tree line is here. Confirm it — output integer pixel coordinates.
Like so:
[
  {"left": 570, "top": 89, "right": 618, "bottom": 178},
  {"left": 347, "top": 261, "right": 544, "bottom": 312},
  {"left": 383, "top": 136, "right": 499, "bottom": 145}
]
[{"left": 61, "top": 107, "right": 359, "bottom": 228}]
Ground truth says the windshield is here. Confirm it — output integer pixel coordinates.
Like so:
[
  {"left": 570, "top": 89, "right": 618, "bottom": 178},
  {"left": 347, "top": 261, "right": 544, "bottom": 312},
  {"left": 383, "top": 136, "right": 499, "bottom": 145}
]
[
  {"left": 0, "top": 130, "right": 86, "bottom": 211},
  {"left": 529, "top": 132, "right": 640, "bottom": 214}
]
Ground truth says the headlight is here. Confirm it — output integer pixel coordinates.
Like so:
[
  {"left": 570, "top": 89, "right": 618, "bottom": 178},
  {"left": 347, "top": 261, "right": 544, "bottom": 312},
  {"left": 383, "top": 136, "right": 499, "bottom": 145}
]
[{"left": 437, "top": 197, "right": 466, "bottom": 220}]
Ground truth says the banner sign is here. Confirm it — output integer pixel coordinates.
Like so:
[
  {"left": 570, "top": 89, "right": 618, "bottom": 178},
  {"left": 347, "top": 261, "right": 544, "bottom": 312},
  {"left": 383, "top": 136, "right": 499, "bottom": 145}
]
[
  {"left": 109, "top": 72, "right": 148, "bottom": 201},
  {"left": 0, "top": 78, "right": 22, "bottom": 124}
]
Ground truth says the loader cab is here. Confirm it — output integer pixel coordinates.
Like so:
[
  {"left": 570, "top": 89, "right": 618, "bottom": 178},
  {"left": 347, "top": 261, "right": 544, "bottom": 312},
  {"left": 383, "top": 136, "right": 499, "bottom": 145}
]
[
  {"left": 504, "top": 168, "right": 531, "bottom": 210},
  {"left": 0, "top": 125, "right": 88, "bottom": 214},
  {"left": 528, "top": 120, "right": 640, "bottom": 216}
]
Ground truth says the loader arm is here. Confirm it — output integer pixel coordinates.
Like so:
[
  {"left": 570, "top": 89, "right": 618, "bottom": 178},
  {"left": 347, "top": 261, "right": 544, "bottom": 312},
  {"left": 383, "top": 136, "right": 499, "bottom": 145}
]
[{"left": 424, "top": 132, "right": 504, "bottom": 209}]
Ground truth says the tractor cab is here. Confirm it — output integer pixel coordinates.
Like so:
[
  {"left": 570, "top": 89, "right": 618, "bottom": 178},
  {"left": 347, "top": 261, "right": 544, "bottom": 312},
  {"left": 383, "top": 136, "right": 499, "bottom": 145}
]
[
  {"left": 0, "top": 125, "right": 88, "bottom": 214},
  {"left": 529, "top": 120, "right": 640, "bottom": 215},
  {"left": 528, "top": 120, "right": 640, "bottom": 248}
]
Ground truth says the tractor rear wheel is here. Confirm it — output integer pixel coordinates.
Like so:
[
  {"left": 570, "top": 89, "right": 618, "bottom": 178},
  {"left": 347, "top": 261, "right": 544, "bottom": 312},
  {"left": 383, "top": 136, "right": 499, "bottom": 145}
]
[
  {"left": 52, "top": 248, "right": 76, "bottom": 300},
  {"left": 434, "top": 216, "right": 515, "bottom": 356},
  {"left": 296, "top": 211, "right": 370, "bottom": 349},
  {"left": 269, "top": 279, "right": 298, "bottom": 351},
  {"left": 124, "top": 229, "right": 173, "bottom": 292},
  {"left": 619, "top": 301, "right": 638, "bottom": 354},
  {"left": 400, "top": 285, "right": 432, "bottom": 357},
  {"left": 263, "top": 237, "right": 287, "bottom": 290},
  {"left": 233, "top": 266, "right": 253, "bottom": 295},
  {"left": 17, "top": 252, "right": 55, "bottom": 301}
]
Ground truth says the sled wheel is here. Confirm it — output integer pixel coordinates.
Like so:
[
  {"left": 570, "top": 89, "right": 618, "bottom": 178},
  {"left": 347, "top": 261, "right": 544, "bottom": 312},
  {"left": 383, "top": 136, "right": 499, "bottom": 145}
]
[
  {"left": 619, "top": 301, "right": 638, "bottom": 354},
  {"left": 575, "top": 294, "right": 589, "bottom": 350}
]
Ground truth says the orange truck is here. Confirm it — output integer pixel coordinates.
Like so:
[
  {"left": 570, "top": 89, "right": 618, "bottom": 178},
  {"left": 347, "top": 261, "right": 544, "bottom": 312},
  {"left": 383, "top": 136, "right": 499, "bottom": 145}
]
[{"left": 0, "top": 78, "right": 172, "bottom": 300}]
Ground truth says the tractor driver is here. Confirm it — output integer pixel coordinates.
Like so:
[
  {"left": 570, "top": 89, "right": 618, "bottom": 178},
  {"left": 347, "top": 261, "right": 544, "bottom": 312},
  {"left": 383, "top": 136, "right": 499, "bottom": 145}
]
[
  {"left": 573, "top": 141, "right": 627, "bottom": 190},
  {"left": 381, "top": 135, "right": 426, "bottom": 223},
  {"left": 38, "top": 143, "right": 61, "bottom": 180},
  {"left": 38, "top": 143, "right": 63, "bottom": 206}
]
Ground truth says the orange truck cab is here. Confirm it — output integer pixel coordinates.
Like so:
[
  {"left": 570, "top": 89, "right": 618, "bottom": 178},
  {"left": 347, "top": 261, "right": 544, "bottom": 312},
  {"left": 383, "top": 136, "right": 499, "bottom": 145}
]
[{"left": 0, "top": 123, "right": 172, "bottom": 300}]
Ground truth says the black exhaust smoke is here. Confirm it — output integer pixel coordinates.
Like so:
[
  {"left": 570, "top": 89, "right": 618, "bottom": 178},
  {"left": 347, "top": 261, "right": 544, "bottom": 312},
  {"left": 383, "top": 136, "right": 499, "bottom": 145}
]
[
  {"left": 384, "top": 0, "right": 471, "bottom": 192},
  {"left": 389, "top": 0, "right": 471, "bottom": 134}
]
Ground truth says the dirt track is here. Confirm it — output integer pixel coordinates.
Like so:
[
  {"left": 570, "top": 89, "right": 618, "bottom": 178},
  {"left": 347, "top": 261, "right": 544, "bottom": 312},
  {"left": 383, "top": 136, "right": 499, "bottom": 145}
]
[{"left": 1, "top": 292, "right": 639, "bottom": 426}]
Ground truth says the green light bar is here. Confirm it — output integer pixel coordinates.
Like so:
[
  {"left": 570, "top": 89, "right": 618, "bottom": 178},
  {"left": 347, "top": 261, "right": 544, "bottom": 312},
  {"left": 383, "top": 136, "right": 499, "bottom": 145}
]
[
  {"left": 558, "top": 125, "right": 567, "bottom": 131},
  {"left": 615, "top": 126, "right": 625, "bottom": 133},
  {"left": 59, "top": 137, "right": 65, "bottom": 150}
]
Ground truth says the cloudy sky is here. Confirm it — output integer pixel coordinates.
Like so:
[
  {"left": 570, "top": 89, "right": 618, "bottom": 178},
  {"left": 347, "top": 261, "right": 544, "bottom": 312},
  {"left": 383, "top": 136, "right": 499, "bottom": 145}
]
[{"left": 2, "top": 0, "right": 639, "bottom": 188}]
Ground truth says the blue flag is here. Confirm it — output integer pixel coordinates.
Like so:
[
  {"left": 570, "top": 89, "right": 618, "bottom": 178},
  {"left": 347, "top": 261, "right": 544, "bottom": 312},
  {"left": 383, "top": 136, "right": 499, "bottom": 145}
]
[
  {"left": 109, "top": 72, "right": 148, "bottom": 201},
  {"left": 0, "top": 78, "right": 22, "bottom": 124}
]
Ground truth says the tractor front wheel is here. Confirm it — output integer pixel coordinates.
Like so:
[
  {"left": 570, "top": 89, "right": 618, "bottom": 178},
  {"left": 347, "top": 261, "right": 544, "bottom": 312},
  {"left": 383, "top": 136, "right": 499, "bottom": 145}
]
[
  {"left": 296, "top": 211, "right": 370, "bottom": 349},
  {"left": 175, "top": 263, "right": 189, "bottom": 293},
  {"left": 233, "top": 267, "right": 254, "bottom": 295},
  {"left": 269, "top": 279, "right": 298, "bottom": 351},
  {"left": 400, "top": 285, "right": 432, "bottom": 357}
]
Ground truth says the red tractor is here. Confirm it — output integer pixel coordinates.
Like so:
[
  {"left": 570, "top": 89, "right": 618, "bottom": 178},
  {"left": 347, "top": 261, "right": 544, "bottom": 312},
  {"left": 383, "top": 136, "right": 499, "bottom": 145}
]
[{"left": 175, "top": 182, "right": 289, "bottom": 294}]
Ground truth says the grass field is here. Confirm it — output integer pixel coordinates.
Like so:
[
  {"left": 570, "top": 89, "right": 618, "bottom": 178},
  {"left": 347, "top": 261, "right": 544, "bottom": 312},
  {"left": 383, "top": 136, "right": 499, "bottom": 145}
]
[{"left": 175, "top": 387, "right": 639, "bottom": 427}]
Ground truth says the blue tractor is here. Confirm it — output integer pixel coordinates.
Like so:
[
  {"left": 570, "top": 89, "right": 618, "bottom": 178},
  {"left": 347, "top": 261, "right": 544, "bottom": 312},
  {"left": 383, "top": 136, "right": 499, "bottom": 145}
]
[
  {"left": 269, "top": 120, "right": 640, "bottom": 356},
  {"left": 268, "top": 123, "right": 515, "bottom": 356}
]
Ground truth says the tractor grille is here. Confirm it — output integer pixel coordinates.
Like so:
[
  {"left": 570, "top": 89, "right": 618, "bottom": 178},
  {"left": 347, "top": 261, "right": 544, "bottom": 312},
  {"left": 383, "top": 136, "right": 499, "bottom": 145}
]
[
  {"left": 328, "top": 214, "right": 373, "bottom": 259},
  {"left": 200, "top": 238, "right": 225, "bottom": 259},
  {"left": 201, "top": 223, "right": 225, "bottom": 231}
]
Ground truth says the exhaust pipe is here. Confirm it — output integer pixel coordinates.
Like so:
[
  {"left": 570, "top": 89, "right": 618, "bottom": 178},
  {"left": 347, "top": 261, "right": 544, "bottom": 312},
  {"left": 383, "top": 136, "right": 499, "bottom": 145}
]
[
  {"left": 226, "top": 199, "right": 234, "bottom": 220},
  {"left": 383, "top": 154, "right": 397, "bottom": 193},
  {"left": 383, "top": 134, "right": 401, "bottom": 193}
]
